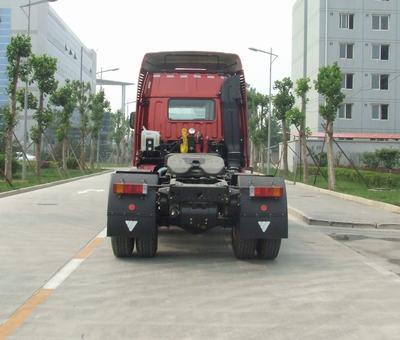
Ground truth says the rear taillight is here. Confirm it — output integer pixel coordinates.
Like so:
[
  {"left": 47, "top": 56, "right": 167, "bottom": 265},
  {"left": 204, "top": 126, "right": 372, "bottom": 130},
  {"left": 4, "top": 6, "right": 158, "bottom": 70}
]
[
  {"left": 113, "top": 183, "right": 148, "bottom": 195},
  {"left": 249, "top": 186, "right": 283, "bottom": 198}
]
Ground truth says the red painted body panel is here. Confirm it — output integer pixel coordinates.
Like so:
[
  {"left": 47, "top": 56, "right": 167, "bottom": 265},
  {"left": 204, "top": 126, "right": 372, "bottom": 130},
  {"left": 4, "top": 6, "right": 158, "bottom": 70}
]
[{"left": 133, "top": 51, "right": 249, "bottom": 168}]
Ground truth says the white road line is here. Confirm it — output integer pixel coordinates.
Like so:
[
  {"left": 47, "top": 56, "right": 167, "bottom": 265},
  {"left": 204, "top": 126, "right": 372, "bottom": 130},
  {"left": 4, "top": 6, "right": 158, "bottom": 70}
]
[
  {"left": 96, "top": 228, "right": 107, "bottom": 238},
  {"left": 77, "top": 189, "right": 105, "bottom": 195},
  {"left": 43, "top": 259, "right": 84, "bottom": 290}
]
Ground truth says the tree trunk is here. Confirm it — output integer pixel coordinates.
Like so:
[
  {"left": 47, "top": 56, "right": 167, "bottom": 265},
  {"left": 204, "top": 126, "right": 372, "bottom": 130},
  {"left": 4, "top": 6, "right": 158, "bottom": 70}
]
[
  {"left": 4, "top": 59, "right": 20, "bottom": 182},
  {"left": 89, "top": 135, "right": 96, "bottom": 170},
  {"left": 326, "top": 121, "right": 336, "bottom": 190},
  {"left": 300, "top": 97, "right": 308, "bottom": 182},
  {"left": 116, "top": 143, "right": 121, "bottom": 164},
  {"left": 300, "top": 132, "right": 308, "bottom": 183},
  {"left": 4, "top": 128, "right": 13, "bottom": 181},
  {"left": 79, "top": 109, "right": 85, "bottom": 171},
  {"left": 62, "top": 138, "right": 67, "bottom": 171},
  {"left": 35, "top": 139, "right": 41, "bottom": 178},
  {"left": 282, "top": 119, "right": 289, "bottom": 177}
]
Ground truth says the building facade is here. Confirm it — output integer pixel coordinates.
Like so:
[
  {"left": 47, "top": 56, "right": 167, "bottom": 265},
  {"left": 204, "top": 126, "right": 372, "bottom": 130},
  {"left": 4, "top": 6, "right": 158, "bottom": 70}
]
[
  {"left": 0, "top": 0, "right": 96, "bottom": 143},
  {"left": 292, "top": 0, "right": 400, "bottom": 138}
]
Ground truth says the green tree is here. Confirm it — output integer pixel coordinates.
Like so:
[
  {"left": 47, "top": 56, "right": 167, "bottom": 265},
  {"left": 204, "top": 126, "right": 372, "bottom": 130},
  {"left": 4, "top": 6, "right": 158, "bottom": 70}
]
[
  {"left": 50, "top": 80, "right": 77, "bottom": 171},
  {"left": 287, "top": 77, "right": 311, "bottom": 182},
  {"left": 89, "top": 90, "right": 110, "bottom": 169},
  {"left": 111, "top": 110, "right": 129, "bottom": 164},
  {"left": 72, "top": 81, "right": 92, "bottom": 170},
  {"left": 314, "top": 63, "right": 345, "bottom": 190},
  {"left": 4, "top": 34, "right": 31, "bottom": 182},
  {"left": 29, "top": 54, "right": 58, "bottom": 176},
  {"left": 273, "top": 77, "right": 295, "bottom": 176}
]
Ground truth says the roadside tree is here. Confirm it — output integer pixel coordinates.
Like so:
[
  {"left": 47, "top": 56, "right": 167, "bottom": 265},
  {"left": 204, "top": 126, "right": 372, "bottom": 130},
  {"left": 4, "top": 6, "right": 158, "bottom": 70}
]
[
  {"left": 72, "top": 81, "right": 92, "bottom": 170},
  {"left": 29, "top": 54, "right": 58, "bottom": 176},
  {"left": 287, "top": 77, "right": 311, "bottom": 182},
  {"left": 111, "top": 110, "right": 129, "bottom": 164},
  {"left": 89, "top": 89, "right": 110, "bottom": 169},
  {"left": 273, "top": 77, "right": 295, "bottom": 176},
  {"left": 50, "top": 80, "right": 77, "bottom": 171},
  {"left": 314, "top": 63, "right": 345, "bottom": 190},
  {"left": 3, "top": 34, "right": 31, "bottom": 182}
]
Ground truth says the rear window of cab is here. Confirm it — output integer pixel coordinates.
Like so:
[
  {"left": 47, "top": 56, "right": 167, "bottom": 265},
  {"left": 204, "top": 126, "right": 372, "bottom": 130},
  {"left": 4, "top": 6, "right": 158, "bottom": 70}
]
[{"left": 168, "top": 99, "right": 215, "bottom": 121}]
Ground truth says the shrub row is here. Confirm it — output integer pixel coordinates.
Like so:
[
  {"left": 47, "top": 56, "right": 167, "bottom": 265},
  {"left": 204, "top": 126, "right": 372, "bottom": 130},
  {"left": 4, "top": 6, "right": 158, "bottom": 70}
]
[
  {"left": 361, "top": 149, "right": 400, "bottom": 170},
  {"left": 0, "top": 154, "right": 21, "bottom": 175},
  {"left": 309, "top": 166, "right": 400, "bottom": 188}
]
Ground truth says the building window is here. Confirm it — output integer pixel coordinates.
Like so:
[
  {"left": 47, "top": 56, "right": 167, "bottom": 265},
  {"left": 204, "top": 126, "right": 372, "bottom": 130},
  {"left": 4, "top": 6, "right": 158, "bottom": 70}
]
[
  {"left": 338, "top": 104, "right": 352, "bottom": 119},
  {"left": 372, "top": 44, "right": 389, "bottom": 60},
  {"left": 372, "top": 15, "right": 389, "bottom": 30},
  {"left": 371, "top": 104, "right": 389, "bottom": 120},
  {"left": 341, "top": 73, "right": 354, "bottom": 89},
  {"left": 371, "top": 74, "right": 389, "bottom": 90},
  {"left": 339, "top": 43, "right": 354, "bottom": 59},
  {"left": 339, "top": 13, "right": 354, "bottom": 29}
]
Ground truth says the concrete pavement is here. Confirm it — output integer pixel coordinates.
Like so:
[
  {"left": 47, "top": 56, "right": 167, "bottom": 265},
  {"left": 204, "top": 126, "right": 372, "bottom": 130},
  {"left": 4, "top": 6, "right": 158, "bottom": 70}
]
[
  {"left": 286, "top": 182, "right": 400, "bottom": 229},
  {"left": 1, "top": 172, "right": 400, "bottom": 339}
]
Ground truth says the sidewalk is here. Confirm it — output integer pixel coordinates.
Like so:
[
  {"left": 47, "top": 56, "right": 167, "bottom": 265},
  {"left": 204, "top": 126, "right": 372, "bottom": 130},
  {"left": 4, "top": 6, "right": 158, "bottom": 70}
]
[{"left": 286, "top": 182, "right": 400, "bottom": 229}]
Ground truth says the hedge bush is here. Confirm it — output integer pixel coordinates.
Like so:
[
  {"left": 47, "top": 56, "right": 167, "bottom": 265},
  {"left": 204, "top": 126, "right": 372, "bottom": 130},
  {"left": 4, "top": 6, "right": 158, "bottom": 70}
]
[
  {"left": 66, "top": 158, "right": 79, "bottom": 169},
  {"left": 0, "top": 154, "right": 21, "bottom": 175},
  {"left": 360, "top": 152, "right": 379, "bottom": 169},
  {"left": 361, "top": 148, "right": 400, "bottom": 170},
  {"left": 309, "top": 166, "right": 400, "bottom": 188}
]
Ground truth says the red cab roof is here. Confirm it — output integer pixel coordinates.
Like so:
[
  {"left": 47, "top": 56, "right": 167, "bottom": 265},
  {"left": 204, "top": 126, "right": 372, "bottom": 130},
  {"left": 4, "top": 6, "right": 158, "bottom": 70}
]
[{"left": 141, "top": 51, "right": 243, "bottom": 74}]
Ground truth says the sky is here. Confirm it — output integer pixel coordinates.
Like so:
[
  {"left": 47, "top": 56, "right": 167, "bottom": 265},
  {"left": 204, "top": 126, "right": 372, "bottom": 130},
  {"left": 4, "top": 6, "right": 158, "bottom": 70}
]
[{"left": 51, "top": 0, "right": 297, "bottom": 112}]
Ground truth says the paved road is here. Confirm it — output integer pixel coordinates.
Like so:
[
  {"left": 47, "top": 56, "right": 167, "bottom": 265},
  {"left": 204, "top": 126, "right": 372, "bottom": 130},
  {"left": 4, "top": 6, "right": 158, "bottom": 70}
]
[{"left": 1, "top": 173, "right": 400, "bottom": 339}]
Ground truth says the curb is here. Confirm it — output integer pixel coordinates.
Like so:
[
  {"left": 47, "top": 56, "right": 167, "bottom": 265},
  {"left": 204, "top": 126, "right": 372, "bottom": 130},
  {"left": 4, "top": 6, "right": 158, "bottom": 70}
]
[
  {"left": 286, "top": 180, "right": 400, "bottom": 214},
  {"left": 0, "top": 170, "right": 113, "bottom": 199},
  {"left": 288, "top": 206, "right": 400, "bottom": 230}
]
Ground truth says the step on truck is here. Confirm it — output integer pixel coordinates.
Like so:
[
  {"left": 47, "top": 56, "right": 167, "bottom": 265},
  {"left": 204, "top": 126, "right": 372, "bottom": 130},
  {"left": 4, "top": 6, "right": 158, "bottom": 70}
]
[{"left": 107, "top": 51, "right": 288, "bottom": 260}]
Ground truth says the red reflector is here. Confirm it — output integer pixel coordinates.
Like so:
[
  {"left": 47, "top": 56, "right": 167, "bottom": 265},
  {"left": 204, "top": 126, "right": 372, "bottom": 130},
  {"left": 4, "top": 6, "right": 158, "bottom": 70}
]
[
  {"left": 128, "top": 203, "right": 136, "bottom": 211},
  {"left": 260, "top": 204, "right": 268, "bottom": 212},
  {"left": 249, "top": 186, "right": 283, "bottom": 198},
  {"left": 113, "top": 183, "right": 148, "bottom": 195}
]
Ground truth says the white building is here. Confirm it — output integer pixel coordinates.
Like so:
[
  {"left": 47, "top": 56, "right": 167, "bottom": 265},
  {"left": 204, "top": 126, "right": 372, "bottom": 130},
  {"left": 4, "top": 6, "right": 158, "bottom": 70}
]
[
  {"left": 0, "top": 0, "right": 96, "bottom": 142},
  {"left": 292, "top": 0, "right": 400, "bottom": 139}
]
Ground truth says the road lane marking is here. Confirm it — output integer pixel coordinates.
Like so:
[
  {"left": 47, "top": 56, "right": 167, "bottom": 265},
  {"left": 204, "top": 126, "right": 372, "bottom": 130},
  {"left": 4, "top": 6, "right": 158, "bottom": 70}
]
[
  {"left": 0, "top": 227, "right": 106, "bottom": 339},
  {"left": 77, "top": 189, "right": 105, "bottom": 195},
  {"left": 43, "top": 259, "right": 84, "bottom": 290},
  {"left": 75, "top": 238, "right": 103, "bottom": 259},
  {"left": 0, "top": 289, "right": 52, "bottom": 339}
]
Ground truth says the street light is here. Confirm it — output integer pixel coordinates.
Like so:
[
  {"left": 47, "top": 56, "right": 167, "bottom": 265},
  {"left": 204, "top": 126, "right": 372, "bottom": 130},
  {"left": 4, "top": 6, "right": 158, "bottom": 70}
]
[
  {"left": 248, "top": 47, "right": 278, "bottom": 175},
  {"left": 95, "top": 67, "right": 119, "bottom": 164},
  {"left": 20, "top": 0, "right": 58, "bottom": 180},
  {"left": 96, "top": 67, "right": 119, "bottom": 90}
]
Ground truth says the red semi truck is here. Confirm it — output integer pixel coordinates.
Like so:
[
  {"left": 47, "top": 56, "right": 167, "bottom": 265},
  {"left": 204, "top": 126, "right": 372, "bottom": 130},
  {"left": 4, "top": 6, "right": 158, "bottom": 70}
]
[{"left": 107, "top": 51, "right": 288, "bottom": 260}]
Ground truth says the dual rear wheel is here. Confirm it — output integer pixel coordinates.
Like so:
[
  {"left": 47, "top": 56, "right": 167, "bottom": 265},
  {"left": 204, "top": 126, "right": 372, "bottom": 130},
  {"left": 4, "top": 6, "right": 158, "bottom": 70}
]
[
  {"left": 111, "top": 229, "right": 158, "bottom": 258},
  {"left": 231, "top": 226, "right": 281, "bottom": 260}
]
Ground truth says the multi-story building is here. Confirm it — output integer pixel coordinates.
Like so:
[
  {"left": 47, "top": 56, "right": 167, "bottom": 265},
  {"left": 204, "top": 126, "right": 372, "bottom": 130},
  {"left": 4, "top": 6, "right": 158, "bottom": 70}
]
[
  {"left": 0, "top": 0, "right": 96, "bottom": 143},
  {"left": 292, "top": 0, "right": 400, "bottom": 139}
]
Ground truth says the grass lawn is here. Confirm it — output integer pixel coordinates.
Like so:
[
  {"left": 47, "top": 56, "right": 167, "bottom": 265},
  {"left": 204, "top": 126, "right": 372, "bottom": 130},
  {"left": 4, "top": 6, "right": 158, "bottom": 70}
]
[
  {"left": 304, "top": 176, "right": 400, "bottom": 207},
  {"left": 264, "top": 168, "right": 400, "bottom": 207},
  {"left": 0, "top": 167, "right": 105, "bottom": 193}
]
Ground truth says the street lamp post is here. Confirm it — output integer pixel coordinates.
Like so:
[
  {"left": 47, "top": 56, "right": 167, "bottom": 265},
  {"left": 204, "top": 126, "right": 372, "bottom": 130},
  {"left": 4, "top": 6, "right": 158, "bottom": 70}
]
[
  {"left": 95, "top": 67, "right": 119, "bottom": 164},
  {"left": 248, "top": 47, "right": 278, "bottom": 175},
  {"left": 20, "top": 0, "right": 58, "bottom": 180}
]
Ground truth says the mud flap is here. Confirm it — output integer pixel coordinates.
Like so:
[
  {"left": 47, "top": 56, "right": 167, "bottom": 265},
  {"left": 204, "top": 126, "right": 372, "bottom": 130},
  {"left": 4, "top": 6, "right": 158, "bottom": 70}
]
[
  {"left": 237, "top": 175, "right": 288, "bottom": 240},
  {"left": 107, "top": 171, "right": 158, "bottom": 239}
]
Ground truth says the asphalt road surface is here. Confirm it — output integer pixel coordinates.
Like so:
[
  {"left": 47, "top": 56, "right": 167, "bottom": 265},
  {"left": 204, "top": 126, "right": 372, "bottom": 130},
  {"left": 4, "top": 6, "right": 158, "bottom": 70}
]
[{"left": 1, "top": 173, "right": 400, "bottom": 339}]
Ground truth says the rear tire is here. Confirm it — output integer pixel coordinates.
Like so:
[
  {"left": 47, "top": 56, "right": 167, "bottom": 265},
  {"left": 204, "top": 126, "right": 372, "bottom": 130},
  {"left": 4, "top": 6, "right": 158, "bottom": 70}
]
[
  {"left": 136, "top": 228, "right": 158, "bottom": 258},
  {"left": 256, "top": 239, "right": 281, "bottom": 260},
  {"left": 231, "top": 226, "right": 256, "bottom": 260},
  {"left": 111, "top": 236, "right": 134, "bottom": 258}
]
